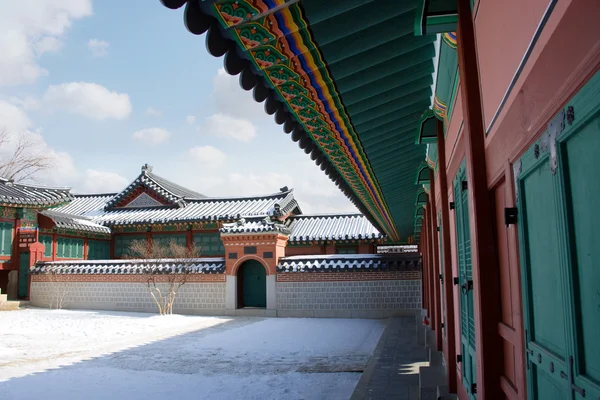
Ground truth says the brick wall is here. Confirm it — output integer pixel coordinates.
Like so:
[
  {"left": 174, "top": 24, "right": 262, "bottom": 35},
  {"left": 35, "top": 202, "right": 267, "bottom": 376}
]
[
  {"left": 276, "top": 278, "right": 421, "bottom": 318},
  {"left": 30, "top": 281, "right": 226, "bottom": 314}
]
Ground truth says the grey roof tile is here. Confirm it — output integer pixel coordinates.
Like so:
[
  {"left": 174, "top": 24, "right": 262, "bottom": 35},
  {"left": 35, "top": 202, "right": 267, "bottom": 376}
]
[
  {"left": 52, "top": 189, "right": 298, "bottom": 226},
  {"left": 105, "top": 166, "right": 205, "bottom": 209},
  {"left": 287, "top": 213, "right": 384, "bottom": 242},
  {"left": 40, "top": 209, "right": 111, "bottom": 234},
  {"left": 221, "top": 217, "right": 291, "bottom": 234},
  {"left": 32, "top": 258, "right": 225, "bottom": 274},
  {"left": 277, "top": 254, "right": 421, "bottom": 273},
  {"left": 0, "top": 177, "right": 73, "bottom": 207}
]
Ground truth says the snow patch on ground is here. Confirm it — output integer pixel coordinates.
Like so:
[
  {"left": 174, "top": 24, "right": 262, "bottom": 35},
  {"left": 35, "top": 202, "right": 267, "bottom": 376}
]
[{"left": 0, "top": 309, "right": 385, "bottom": 400}]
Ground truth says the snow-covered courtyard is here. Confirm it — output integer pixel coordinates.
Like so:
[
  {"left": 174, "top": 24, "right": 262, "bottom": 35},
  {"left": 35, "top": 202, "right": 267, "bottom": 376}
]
[{"left": 0, "top": 309, "right": 385, "bottom": 400}]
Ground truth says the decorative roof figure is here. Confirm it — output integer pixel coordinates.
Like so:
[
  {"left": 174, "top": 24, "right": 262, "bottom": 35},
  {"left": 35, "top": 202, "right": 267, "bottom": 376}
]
[{"left": 141, "top": 163, "right": 153, "bottom": 173}]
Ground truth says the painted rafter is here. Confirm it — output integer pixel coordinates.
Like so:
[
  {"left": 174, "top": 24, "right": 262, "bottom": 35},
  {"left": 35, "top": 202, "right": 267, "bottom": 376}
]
[{"left": 209, "top": 0, "right": 400, "bottom": 240}]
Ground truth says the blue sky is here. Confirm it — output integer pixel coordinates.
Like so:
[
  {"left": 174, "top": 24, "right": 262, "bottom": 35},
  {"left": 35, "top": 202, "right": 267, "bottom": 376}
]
[{"left": 0, "top": 0, "right": 357, "bottom": 214}]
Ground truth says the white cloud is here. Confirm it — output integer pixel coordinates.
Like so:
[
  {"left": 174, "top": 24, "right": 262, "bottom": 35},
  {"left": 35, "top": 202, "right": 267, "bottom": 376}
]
[
  {"left": 35, "top": 36, "right": 62, "bottom": 54},
  {"left": 132, "top": 128, "right": 171, "bottom": 146},
  {"left": 212, "top": 68, "right": 266, "bottom": 120},
  {"left": 0, "top": 100, "right": 33, "bottom": 132},
  {"left": 42, "top": 82, "right": 132, "bottom": 120},
  {"left": 145, "top": 106, "right": 162, "bottom": 117},
  {"left": 187, "top": 146, "right": 227, "bottom": 167},
  {"left": 0, "top": 100, "right": 78, "bottom": 185},
  {"left": 8, "top": 95, "right": 39, "bottom": 110},
  {"left": 78, "top": 169, "right": 128, "bottom": 193},
  {"left": 200, "top": 113, "right": 257, "bottom": 142},
  {"left": 185, "top": 115, "right": 196, "bottom": 125},
  {"left": 87, "top": 38, "right": 109, "bottom": 57},
  {"left": 0, "top": 100, "right": 128, "bottom": 192},
  {"left": 0, "top": 0, "right": 93, "bottom": 86}
]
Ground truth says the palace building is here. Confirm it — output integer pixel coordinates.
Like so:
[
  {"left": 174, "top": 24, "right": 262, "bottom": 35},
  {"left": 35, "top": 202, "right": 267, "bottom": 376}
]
[{"left": 0, "top": 164, "right": 421, "bottom": 317}]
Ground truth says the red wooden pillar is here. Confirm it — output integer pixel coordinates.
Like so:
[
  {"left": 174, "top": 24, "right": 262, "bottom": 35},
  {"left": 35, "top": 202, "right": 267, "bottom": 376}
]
[
  {"left": 426, "top": 197, "right": 437, "bottom": 331},
  {"left": 52, "top": 232, "right": 57, "bottom": 260},
  {"left": 186, "top": 229, "right": 193, "bottom": 250},
  {"left": 456, "top": 0, "right": 502, "bottom": 397},
  {"left": 83, "top": 238, "right": 89, "bottom": 259},
  {"left": 421, "top": 211, "right": 429, "bottom": 313},
  {"left": 436, "top": 119, "right": 458, "bottom": 392},
  {"left": 429, "top": 169, "right": 443, "bottom": 351},
  {"left": 109, "top": 235, "right": 115, "bottom": 259}
]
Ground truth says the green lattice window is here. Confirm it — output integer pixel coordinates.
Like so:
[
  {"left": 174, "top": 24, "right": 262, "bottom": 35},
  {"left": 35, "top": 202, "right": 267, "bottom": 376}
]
[
  {"left": 0, "top": 222, "right": 13, "bottom": 256},
  {"left": 57, "top": 237, "right": 84, "bottom": 259},
  {"left": 39, "top": 234, "right": 53, "bottom": 257},
  {"left": 114, "top": 235, "right": 146, "bottom": 258},
  {"left": 337, "top": 246, "right": 357, "bottom": 254},
  {"left": 193, "top": 232, "right": 224, "bottom": 256},
  {"left": 152, "top": 234, "right": 187, "bottom": 249},
  {"left": 88, "top": 240, "right": 110, "bottom": 260}
]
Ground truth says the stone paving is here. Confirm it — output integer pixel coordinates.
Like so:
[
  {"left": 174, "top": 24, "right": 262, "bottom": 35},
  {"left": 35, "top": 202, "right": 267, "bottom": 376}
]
[{"left": 351, "top": 315, "right": 428, "bottom": 400}]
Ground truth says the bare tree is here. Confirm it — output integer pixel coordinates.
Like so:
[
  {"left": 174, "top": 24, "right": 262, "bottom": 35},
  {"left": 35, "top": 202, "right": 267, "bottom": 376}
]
[
  {"left": 127, "top": 239, "right": 200, "bottom": 315},
  {"left": 0, "top": 128, "right": 54, "bottom": 182},
  {"left": 46, "top": 270, "right": 70, "bottom": 310}
]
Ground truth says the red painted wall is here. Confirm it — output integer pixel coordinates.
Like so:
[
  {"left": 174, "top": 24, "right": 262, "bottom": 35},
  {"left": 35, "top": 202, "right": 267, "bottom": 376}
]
[{"left": 475, "top": 0, "right": 554, "bottom": 130}]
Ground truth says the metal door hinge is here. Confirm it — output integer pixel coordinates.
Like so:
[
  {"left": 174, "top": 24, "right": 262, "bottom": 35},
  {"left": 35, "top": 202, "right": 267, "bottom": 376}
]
[
  {"left": 504, "top": 207, "right": 518, "bottom": 226},
  {"left": 439, "top": 273, "right": 443, "bottom": 283},
  {"left": 470, "top": 383, "right": 477, "bottom": 394},
  {"left": 449, "top": 202, "right": 455, "bottom": 210},
  {"left": 461, "top": 180, "right": 468, "bottom": 191},
  {"left": 456, "top": 354, "right": 462, "bottom": 363},
  {"left": 436, "top": 226, "right": 440, "bottom": 232},
  {"left": 453, "top": 277, "right": 459, "bottom": 285}
]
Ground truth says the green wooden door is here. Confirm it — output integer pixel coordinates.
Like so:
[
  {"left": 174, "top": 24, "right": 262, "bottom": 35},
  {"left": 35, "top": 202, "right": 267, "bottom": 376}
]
[
  {"left": 18, "top": 252, "right": 30, "bottom": 298},
  {"left": 453, "top": 160, "right": 476, "bottom": 398},
  {"left": 242, "top": 260, "right": 266, "bottom": 308},
  {"left": 517, "top": 69, "right": 600, "bottom": 400}
]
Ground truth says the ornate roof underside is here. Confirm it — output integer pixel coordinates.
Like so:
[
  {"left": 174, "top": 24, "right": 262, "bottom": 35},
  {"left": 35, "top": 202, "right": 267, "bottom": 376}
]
[
  {"left": 0, "top": 177, "right": 73, "bottom": 208},
  {"left": 277, "top": 253, "right": 421, "bottom": 273},
  {"left": 159, "top": 0, "right": 437, "bottom": 242},
  {"left": 32, "top": 258, "right": 226, "bottom": 275},
  {"left": 286, "top": 213, "right": 383, "bottom": 243},
  {"left": 40, "top": 209, "right": 111, "bottom": 234}
]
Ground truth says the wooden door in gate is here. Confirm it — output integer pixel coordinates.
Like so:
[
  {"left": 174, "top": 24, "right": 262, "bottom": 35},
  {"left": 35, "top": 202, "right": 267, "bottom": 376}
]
[
  {"left": 241, "top": 260, "right": 266, "bottom": 308},
  {"left": 516, "top": 69, "right": 600, "bottom": 400},
  {"left": 18, "top": 252, "right": 30, "bottom": 298},
  {"left": 453, "top": 160, "right": 476, "bottom": 398}
]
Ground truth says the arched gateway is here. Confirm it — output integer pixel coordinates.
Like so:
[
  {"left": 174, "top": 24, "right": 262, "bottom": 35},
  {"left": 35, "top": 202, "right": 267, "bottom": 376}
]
[{"left": 237, "top": 260, "right": 267, "bottom": 308}]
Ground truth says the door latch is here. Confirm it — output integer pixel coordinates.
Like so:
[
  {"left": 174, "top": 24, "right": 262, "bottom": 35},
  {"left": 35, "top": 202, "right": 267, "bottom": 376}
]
[{"left": 460, "top": 280, "right": 473, "bottom": 294}]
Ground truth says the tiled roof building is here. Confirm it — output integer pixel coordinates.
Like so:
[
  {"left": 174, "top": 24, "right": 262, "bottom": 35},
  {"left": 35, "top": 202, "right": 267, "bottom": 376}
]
[{"left": 1, "top": 164, "right": 420, "bottom": 319}]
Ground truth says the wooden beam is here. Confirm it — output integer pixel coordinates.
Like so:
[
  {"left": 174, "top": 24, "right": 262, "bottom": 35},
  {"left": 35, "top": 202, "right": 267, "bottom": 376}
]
[
  {"left": 428, "top": 168, "right": 443, "bottom": 351},
  {"left": 456, "top": 0, "right": 503, "bottom": 398},
  {"left": 436, "top": 119, "right": 458, "bottom": 393},
  {"left": 422, "top": 210, "right": 429, "bottom": 313}
]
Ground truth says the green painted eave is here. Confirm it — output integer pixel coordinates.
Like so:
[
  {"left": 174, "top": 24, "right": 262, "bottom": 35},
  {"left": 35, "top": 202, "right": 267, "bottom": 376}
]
[
  {"left": 301, "top": 0, "right": 437, "bottom": 242},
  {"left": 414, "top": 0, "right": 458, "bottom": 36},
  {"left": 415, "top": 109, "right": 439, "bottom": 144}
]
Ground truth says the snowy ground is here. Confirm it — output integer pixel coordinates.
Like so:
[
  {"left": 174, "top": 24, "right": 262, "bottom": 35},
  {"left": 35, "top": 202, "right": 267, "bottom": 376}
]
[{"left": 0, "top": 309, "right": 385, "bottom": 400}]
